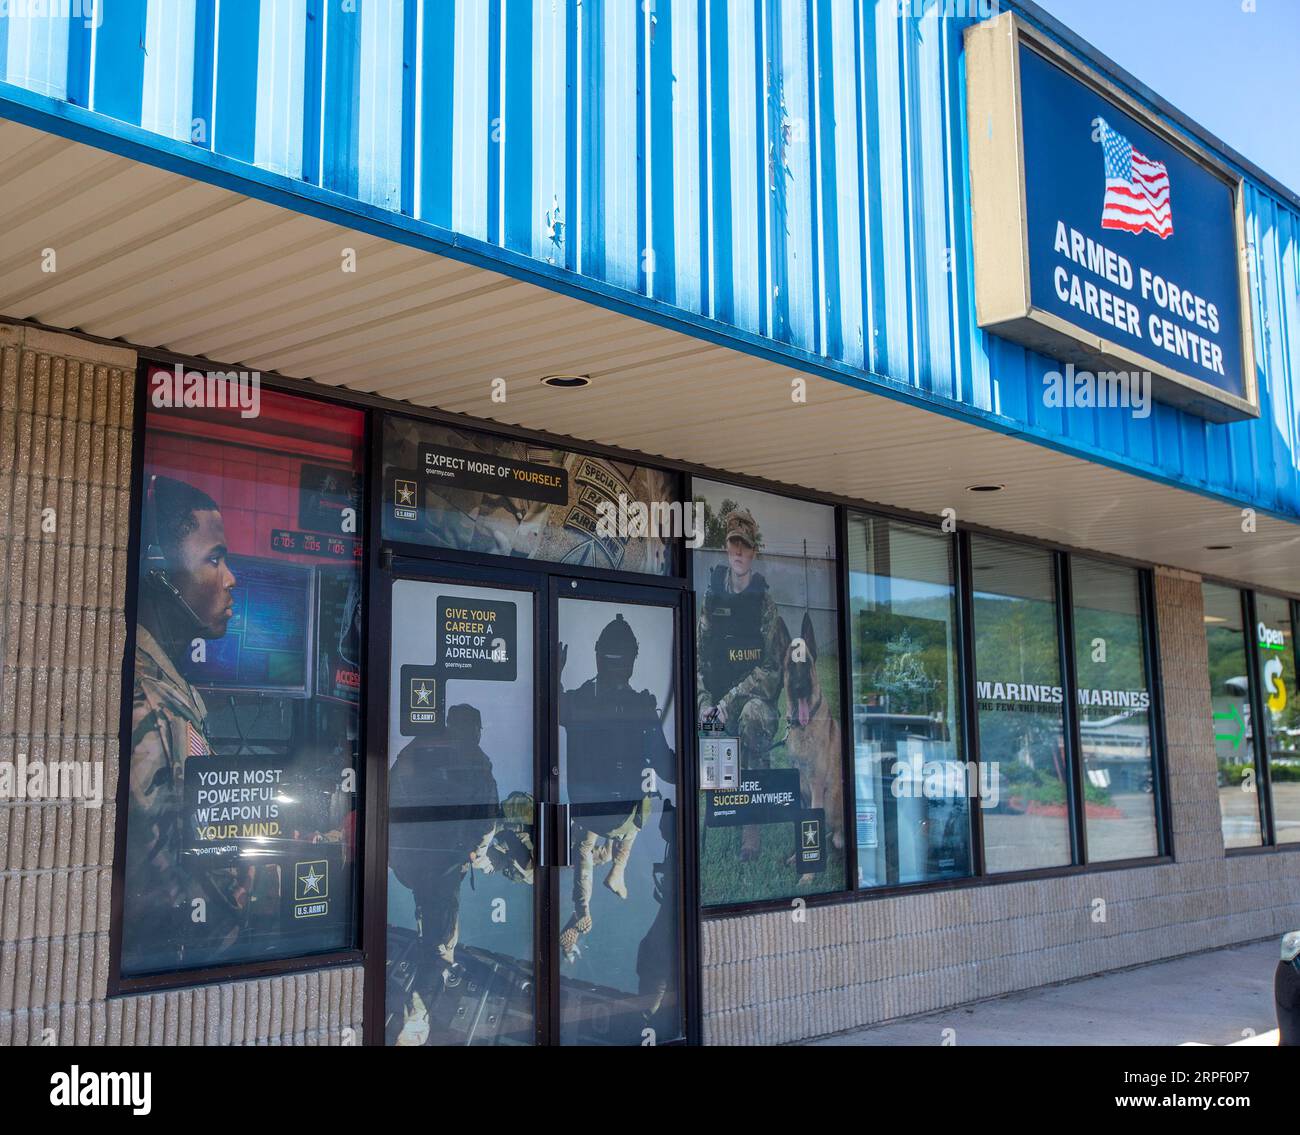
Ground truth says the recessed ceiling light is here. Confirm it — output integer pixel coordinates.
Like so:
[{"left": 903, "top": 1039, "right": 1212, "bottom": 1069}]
[
  {"left": 541, "top": 373, "right": 591, "bottom": 388},
  {"left": 965, "top": 483, "right": 1005, "bottom": 493},
  {"left": 1205, "top": 544, "right": 1232, "bottom": 550}
]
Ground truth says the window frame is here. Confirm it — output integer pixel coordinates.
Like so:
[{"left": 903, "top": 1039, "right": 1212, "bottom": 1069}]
[
  {"left": 1205, "top": 582, "right": 1269, "bottom": 852},
  {"left": 706, "top": 519, "right": 1175, "bottom": 919},
  {"left": 1223, "top": 585, "right": 1300, "bottom": 854},
  {"left": 108, "top": 363, "right": 370, "bottom": 997},
  {"left": 110, "top": 350, "right": 1250, "bottom": 952},
  {"left": 1198, "top": 580, "right": 1300, "bottom": 857},
  {"left": 843, "top": 510, "right": 971, "bottom": 891}
]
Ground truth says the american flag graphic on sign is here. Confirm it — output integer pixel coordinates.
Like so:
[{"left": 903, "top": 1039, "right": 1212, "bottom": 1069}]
[
  {"left": 1098, "top": 118, "right": 1172, "bottom": 239},
  {"left": 187, "top": 722, "right": 209, "bottom": 757}
]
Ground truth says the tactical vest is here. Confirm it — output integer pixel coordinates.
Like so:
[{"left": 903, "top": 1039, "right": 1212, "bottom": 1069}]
[
  {"left": 701, "top": 565, "right": 768, "bottom": 701},
  {"left": 563, "top": 679, "right": 661, "bottom": 811}
]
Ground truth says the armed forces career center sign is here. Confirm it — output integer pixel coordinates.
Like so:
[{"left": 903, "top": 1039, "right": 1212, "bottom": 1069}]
[{"left": 965, "top": 13, "right": 1257, "bottom": 423}]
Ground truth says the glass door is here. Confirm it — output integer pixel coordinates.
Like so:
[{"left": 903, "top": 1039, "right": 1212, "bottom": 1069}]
[
  {"left": 384, "top": 575, "right": 540, "bottom": 1045},
  {"left": 379, "top": 566, "right": 693, "bottom": 1046},
  {"left": 551, "top": 578, "right": 687, "bottom": 1045}
]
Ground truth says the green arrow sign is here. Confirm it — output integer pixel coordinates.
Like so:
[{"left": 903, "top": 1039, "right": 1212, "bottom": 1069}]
[{"left": 1213, "top": 703, "right": 1244, "bottom": 749}]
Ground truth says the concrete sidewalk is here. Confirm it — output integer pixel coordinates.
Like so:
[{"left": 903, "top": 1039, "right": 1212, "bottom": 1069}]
[{"left": 808, "top": 938, "right": 1281, "bottom": 1046}]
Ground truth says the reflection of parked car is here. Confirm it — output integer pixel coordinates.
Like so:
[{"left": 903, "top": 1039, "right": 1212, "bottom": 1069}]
[{"left": 1278, "top": 932, "right": 1300, "bottom": 1046}]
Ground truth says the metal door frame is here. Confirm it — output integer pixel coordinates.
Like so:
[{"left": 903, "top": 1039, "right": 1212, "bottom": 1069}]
[
  {"left": 365, "top": 555, "right": 700, "bottom": 1046},
  {"left": 546, "top": 573, "right": 699, "bottom": 1046}
]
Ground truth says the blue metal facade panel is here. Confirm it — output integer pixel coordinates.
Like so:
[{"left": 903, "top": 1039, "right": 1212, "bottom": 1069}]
[{"left": 1, "top": 1, "right": 1298, "bottom": 520}]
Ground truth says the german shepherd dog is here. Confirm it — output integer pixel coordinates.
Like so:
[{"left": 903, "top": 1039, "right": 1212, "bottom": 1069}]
[{"left": 775, "top": 612, "right": 845, "bottom": 858}]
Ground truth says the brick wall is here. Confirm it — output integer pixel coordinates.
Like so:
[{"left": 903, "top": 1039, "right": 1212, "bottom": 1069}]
[
  {"left": 0, "top": 324, "right": 363, "bottom": 1045},
  {"left": 700, "top": 566, "right": 1300, "bottom": 1044}
]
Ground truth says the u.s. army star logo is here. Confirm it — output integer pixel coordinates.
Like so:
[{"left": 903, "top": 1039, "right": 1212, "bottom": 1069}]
[
  {"left": 295, "top": 859, "right": 329, "bottom": 901},
  {"left": 393, "top": 478, "right": 418, "bottom": 521}
]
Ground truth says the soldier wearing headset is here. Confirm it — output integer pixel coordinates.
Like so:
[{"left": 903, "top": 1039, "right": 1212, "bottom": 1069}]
[{"left": 121, "top": 474, "right": 241, "bottom": 973}]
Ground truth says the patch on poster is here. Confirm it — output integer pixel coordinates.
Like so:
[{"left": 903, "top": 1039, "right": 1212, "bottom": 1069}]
[
  {"left": 437, "top": 596, "right": 517, "bottom": 681},
  {"left": 796, "top": 810, "right": 826, "bottom": 873},
  {"left": 420, "top": 442, "right": 568, "bottom": 504},
  {"left": 704, "top": 768, "right": 801, "bottom": 827},
  {"left": 400, "top": 665, "right": 440, "bottom": 734}
]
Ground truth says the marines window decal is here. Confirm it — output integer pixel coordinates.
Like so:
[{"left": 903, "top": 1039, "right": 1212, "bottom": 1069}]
[{"left": 119, "top": 373, "right": 364, "bottom": 978}]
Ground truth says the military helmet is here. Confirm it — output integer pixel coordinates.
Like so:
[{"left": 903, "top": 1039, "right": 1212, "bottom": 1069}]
[
  {"left": 722, "top": 507, "right": 760, "bottom": 549},
  {"left": 595, "top": 612, "right": 639, "bottom": 658}
]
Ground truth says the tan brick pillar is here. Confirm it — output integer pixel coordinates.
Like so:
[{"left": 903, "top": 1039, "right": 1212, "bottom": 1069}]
[
  {"left": 1152, "top": 566, "right": 1226, "bottom": 868},
  {"left": 0, "top": 324, "right": 364, "bottom": 1044},
  {"left": 1152, "top": 563, "right": 1300, "bottom": 943}
]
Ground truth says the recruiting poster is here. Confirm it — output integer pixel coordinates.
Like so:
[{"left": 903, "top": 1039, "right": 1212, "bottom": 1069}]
[
  {"left": 120, "top": 375, "right": 363, "bottom": 977},
  {"left": 385, "top": 580, "right": 539, "bottom": 1047},
  {"left": 382, "top": 417, "right": 678, "bottom": 575},
  {"left": 692, "top": 478, "right": 846, "bottom": 905}
]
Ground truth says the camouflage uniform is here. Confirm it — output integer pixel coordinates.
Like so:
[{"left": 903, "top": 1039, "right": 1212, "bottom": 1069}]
[
  {"left": 696, "top": 568, "right": 783, "bottom": 772},
  {"left": 123, "top": 626, "right": 252, "bottom": 972},
  {"left": 559, "top": 666, "right": 674, "bottom": 960},
  {"left": 697, "top": 510, "right": 784, "bottom": 859}
]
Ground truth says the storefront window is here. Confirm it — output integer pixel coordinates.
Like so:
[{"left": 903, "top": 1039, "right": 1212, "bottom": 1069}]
[
  {"left": 1255, "top": 594, "right": 1300, "bottom": 844},
  {"left": 121, "top": 373, "right": 363, "bottom": 978},
  {"left": 847, "top": 513, "right": 970, "bottom": 888},
  {"left": 971, "top": 537, "right": 1071, "bottom": 873},
  {"left": 1204, "top": 583, "right": 1263, "bottom": 849},
  {"left": 1071, "top": 558, "right": 1158, "bottom": 861},
  {"left": 381, "top": 416, "right": 678, "bottom": 575},
  {"left": 693, "top": 479, "right": 846, "bottom": 904}
]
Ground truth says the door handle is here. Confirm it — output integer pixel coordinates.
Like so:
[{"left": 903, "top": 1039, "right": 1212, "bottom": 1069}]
[
  {"left": 553, "top": 803, "right": 571, "bottom": 868},
  {"left": 537, "top": 802, "right": 572, "bottom": 868}
]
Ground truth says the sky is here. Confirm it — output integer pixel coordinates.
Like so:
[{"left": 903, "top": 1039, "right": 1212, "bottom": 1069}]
[{"left": 1036, "top": 0, "right": 1300, "bottom": 195}]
